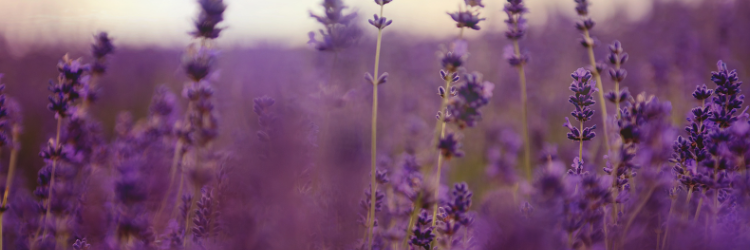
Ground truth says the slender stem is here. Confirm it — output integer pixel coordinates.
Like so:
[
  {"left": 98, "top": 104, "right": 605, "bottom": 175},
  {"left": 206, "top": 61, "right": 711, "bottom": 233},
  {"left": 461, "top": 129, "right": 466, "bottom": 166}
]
[
  {"left": 402, "top": 197, "right": 421, "bottom": 250},
  {"left": 157, "top": 139, "right": 184, "bottom": 223},
  {"left": 0, "top": 124, "right": 20, "bottom": 250},
  {"left": 366, "top": 5, "right": 385, "bottom": 250},
  {"left": 621, "top": 186, "right": 656, "bottom": 247},
  {"left": 661, "top": 194, "right": 676, "bottom": 250},
  {"left": 582, "top": 29, "right": 611, "bottom": 156},
  {"left": 683, "top": 185, "right": 694, "bottom": 220},
  {"left": 512, "top": 39, "right": 531, "bottom": 180},
  {"left": 431, "top": 76, "right": 454, "bottom": 227},
  {"left": 42, "top": 118, "right": 63, "bottom": 238},
  {"left": 2, "top": 124, "right": 20, "bottom": 208},
  {"left": 694, "top": 190, "right": 704, "bottom": 223},
  {"left": 614, "top": 58, "right": 621, "bottom": 120},
  {"left": 579, "top": 122, "right": 584, "bottom": 161}
]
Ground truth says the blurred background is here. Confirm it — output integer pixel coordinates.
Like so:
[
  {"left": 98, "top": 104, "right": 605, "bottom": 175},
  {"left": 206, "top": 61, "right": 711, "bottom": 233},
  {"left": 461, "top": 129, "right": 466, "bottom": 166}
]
[{"left": 0, "top": 0, "right": 747, "bottom": 204}]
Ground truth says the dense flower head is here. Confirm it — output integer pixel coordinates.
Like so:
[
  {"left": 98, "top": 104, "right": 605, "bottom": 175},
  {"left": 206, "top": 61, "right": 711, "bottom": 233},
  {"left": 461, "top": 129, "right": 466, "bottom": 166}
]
[
  {"left": 183, "top": 44, "right": 217, "bottom": 82},
  {"left": 448, "top": 10, "right": 486, "bottom": 30},
  {"left": 91, "top": 32, "right": 115, "bottom": 74},
  {"left": 693, "top": 84, "right": 714, "bottom": 101},
  {"left": 504, "top": 0, "right": 528, "bottom": 41},
  {"left": 465, "top": 0, "right": 485, "bottom": 8},
  {"left": 574, "top": 0, "right": 590, "bottom": 16},
  {"left": 565, "top": 69, "right": 598, "bottom": 142},
  {"left": 709, "top": 60, "right": 745, "bottom": 128},
  {"left": 564, "top": 69, "right": 598, "bottom": 142},
  {"left": 310, "top": 0, "right": 356, "bottom": 26},
  {"left": 191, "top": 0, "right": 226, "bottom": 39},
  {"left": 72, "top": 238, "right": 91, "bottom": 250},
  {"left": 307, "top": 0, "right": 360, "bottom": 52},
  {"left": 444, "top": 72, "right": 494, "bottom": 128},
  {"left": 368, "top": 14, "right": 393, "bottom": 30},
  {"left": 307, "top": 25, "right": 361, "bottom": 52},
  {"left": 438, "top": 133, "right": 464, "bottom": 160},
  {"left": 438, "top": 182, "right": 473, "bottom": 236},
  {"left": 410, "top": 210, "right": 435, "bottom": 250}
]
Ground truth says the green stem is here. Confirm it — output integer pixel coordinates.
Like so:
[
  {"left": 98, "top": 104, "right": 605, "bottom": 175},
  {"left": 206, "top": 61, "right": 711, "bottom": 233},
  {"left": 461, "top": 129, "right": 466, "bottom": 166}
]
[
  {"left": 431, "top": 76, "right": 454, "bottom": 227},
  {"left": 621, "top": 186, "right": 656, "bottom": 248},
  {"left": 0, "top": 124, "right": 20, "bottom": 250},
  {"left": 582, "top": 29, "right": 611, "bottom": 156},
  {"left": 42, "top": 117, "right": 63, "bottom": 239},
  {"left": 402, "top": 196, "right": 421, "bottom": 250},
  {"left": 157, "top": 139, "right": 184, "bottom": 224},
  {"left": 661, "top": 194, "right": 676, "bottom": 250},
  {"left": 683, "top": 185, "right": 694, "bottom": 221},
  {"left": 512, "top": 39, "right": 531, "bottom": 180},
  {"left": 694, "top": 191, "right": 704, "bottom": 223},
  {"left": 579, "top": 122, "right": 584, "bottom": 161},
  {"left": 366, "top": 5, "right": 385, "bottom": 250}
]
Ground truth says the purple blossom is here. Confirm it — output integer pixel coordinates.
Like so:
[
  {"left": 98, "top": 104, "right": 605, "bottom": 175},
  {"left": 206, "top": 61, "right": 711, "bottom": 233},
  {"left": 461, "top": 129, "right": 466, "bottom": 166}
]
[{"left": 448, "top": 10, "right": 486, "bottom": 30}]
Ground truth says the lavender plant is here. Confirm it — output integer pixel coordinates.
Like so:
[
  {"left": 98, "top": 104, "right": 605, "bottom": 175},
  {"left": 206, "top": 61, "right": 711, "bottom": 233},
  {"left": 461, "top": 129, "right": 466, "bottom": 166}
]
[
  {"left": 364, "top": 1, "right": 394, "bottom": 249},
  {"left": 503, "top": 0, "right": 532, "bottom": 180},
  {"left": 573, "top": 0, "right": 611, "bottom": 155},
  {"left": 2, "top": 0, "right": 750, "bottom": 250}
]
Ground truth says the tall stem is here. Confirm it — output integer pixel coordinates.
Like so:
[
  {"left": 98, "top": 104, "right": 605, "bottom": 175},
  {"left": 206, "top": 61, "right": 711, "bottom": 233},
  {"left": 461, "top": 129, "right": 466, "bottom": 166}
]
[
  {"left": 512, "top": 39, "right": 531, "bottom": 180},
  {"left": 0, "top": 124, "right": 20, "bottom": 250},
  {"left": 431, "top": 76, "right": 453, "bottom": 227},
  {"left": 157, "top": 139, "right": 185, "bottom": 224},
  {"left": 42, "top": 117, "right": 63, "bottom": 238},
  {"left": 579, "top": 122, "right": 584, "bottom": 161},
  {"left": 582, "top": 29, "right": 611, "bottom": 156},
  {"left": 402, "top": 196, "right": 421, "bottom": 250},
  {"left": 683, "top": 185, "right": 694, "bottom": 220},
  {"left": 366, "top": 5, "right": 385, "bottom": 250},
  {"left": 661, "top": 192, "right": 677, "bottom": 250},
  {"left": 694, "top": 190, "right": 705, "bottom": 223},
  {"left": 1, "top": 124, "right": 20, "bottom": 208},
  {"left": 621, "top": 186, "right": 656, "bottom": 248}
]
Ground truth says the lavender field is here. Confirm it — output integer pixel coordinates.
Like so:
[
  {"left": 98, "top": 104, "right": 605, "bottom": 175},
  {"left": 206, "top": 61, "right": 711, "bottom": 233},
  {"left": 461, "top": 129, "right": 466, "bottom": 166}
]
[{"left": 0, "top": 0, "right": 749, "bottom": 249}]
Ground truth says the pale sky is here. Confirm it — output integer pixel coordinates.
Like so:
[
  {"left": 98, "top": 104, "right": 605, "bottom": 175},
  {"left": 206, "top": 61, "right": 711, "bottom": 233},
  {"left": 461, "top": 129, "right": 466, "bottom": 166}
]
[{"left": 0, "top": 0, "right": 703, "bottom": 53}]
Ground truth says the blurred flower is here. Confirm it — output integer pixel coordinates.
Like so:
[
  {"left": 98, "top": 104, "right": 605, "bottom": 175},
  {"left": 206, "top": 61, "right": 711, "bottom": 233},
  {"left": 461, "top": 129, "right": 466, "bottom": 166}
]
[
  {"left": 448, "top": 10, "right": 485, "bottom": 30},
  {"left": 191, "top": 0, "right": 226, "bottom": 39}
]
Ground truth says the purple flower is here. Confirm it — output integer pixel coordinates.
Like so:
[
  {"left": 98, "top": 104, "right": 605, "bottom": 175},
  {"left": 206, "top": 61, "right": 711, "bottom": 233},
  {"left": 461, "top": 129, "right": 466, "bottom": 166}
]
[
  {"left": 444, "top": 72, "right": 494, "bottom": 129},
  {"left": 574, "top": 0, "right": 590, "bottom": 16},
  {"left": 91, "top": 32, "right": 115, "bottom": 74},
  {"left": 438, "top": 133, "right": 464, "bottom": 160},
  {"left": 191, "top": 0, "right": 226, "bottom": 39},
  {"left": 504, "top": 0, "right": 528, "bottom": 41},
  {"left": 72, "top": 238, "right": 91, "bottom": 250},
  {"left": 448, "top": 10, "right": 486, "bottom": 30},
  {"left": 709, "top": 60, "right": 745, "bottom": 128},
  {"left": 565, "top": 68, "right": 598, "bottom": 141},
  {"left": 369, "top": 14, "right": 393, "bottom": 30},
  {"left": 182, "top": 45, "right": 217, "bottom": 82},
  {"left": 410, "top": 210, "right": 435, "bottom": 250}
]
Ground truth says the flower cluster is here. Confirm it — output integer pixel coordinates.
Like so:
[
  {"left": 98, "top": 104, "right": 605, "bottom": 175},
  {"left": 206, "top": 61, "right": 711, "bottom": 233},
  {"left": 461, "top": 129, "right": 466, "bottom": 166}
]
[
  {"left": 308, "top": 0, "right": 360, "bottom": 52},
  {"left": 564, "top": 68, "right": 597, "bottom": 142},
  {"left": 191, "top": 0, "right": 226, "bottom": 39},
  {"left": 437, "top": 183, "right": 473, "bottom": 246},
  {"left": 444, "top": 72, "right": 494, "bottom": 129},
  {"left": 410, "top": 210, "right": 435, "bottom": 250}
]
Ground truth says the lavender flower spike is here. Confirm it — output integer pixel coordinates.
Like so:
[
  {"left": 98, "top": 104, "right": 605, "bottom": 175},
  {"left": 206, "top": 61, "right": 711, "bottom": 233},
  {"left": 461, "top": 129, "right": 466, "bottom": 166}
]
[
  {"left": 504, "top": 0, "right": 532, "bottom": 179},
  {"left": 566, "top": 68, "right": 598, "bottom": 160},
  {"left": 572, "top": 0, "right": 611, "bottom": 155},
  {"left": 365, "top": 0, "right": 394, "bottom": 249}
]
